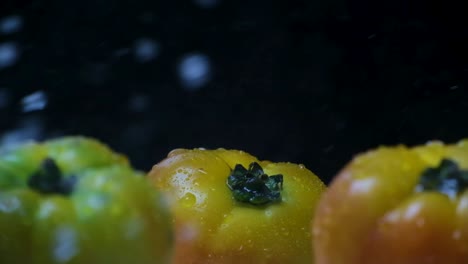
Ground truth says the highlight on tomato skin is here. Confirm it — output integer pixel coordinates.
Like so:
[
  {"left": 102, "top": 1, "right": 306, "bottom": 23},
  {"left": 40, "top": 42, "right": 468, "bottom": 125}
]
[
  {"left": 147, "top": 147, "right": 326, "bottom": 264},
  {"left": 312, "top": 139, "right": 468, "bottom": 264}
]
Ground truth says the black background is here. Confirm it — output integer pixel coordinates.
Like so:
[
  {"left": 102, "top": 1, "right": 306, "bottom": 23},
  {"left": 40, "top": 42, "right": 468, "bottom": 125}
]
[{"left": 1, "top": 0, "right": 467, "bottom": 184}]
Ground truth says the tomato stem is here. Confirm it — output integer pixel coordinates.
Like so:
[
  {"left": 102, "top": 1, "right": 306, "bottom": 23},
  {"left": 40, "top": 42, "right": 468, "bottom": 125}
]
[
  {"left": 27, "top": 158, "right": 77, "bottom": 195},
  {"left": 415, "top": 158, "right": 468, "bottom": 198},
  {"left": 226, "top": 162, "right": 283, "bottom": 205}
]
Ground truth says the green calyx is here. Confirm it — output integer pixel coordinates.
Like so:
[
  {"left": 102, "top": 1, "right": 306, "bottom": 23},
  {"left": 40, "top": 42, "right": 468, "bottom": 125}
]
[
  {"left": 415, "top": 158, "right": 468, "bottom": 198},
  {"left": 27, "top": 158, "right": 77, "bottom": 195},
  {"left": 226, "top": 162, "right": 283, "bottom": 205}
]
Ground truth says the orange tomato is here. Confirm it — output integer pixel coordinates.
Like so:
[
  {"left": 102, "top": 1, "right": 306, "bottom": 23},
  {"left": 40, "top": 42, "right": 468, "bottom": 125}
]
[{"left": 313, "top": 139, "right": 468, "bottom": 264}]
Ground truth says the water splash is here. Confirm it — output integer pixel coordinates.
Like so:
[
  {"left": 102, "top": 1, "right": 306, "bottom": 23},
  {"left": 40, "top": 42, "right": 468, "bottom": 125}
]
[{"left": 21, "top": 90, "right": 48, "bottom": 112}]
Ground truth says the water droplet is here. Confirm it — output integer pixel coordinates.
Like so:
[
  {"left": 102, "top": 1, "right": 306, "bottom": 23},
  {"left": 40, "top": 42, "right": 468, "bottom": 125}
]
[
  {"left": 178, "top": 53, "right": 212, "bottom": 90},
  {"left": 86, "top": 194, "right": 108, "bottom": 210},
  {"left": 0, "top": 195, "right": 20, "bottom": 213},
  {"left": 134, "top": 38, "right": 160, "bottom": 63},
  {"left": 298, "top": 164, "right": 305, "bottom": 169},
  {"left": 53, "top": 226, "right": 79, "bottom": 263},
  {"left": 125, "top": 217, "right": 145, "bottom": 239},
  {"left": 93, "top": 176, "right": 107, "bottom": 188},
  {"left": 21, "top": 90, "right": 48, "bottom": 112},
  {"left": 0, "top": 42, "right": 19, "bottom": 69},
  {"left": 181, "top": 192, "right": 196, "bottom": 207},
  {"left": 0, "top": 15, "right": 23, "bottom": 35},
  {"left": 453, "top": 230, "right": 462, "bottom": 240}
]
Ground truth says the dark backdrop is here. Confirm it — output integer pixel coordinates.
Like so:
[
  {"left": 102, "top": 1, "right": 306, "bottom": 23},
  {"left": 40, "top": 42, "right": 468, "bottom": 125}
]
[{"left": 1, "top": 0, "right": 467, "bottom": 183}]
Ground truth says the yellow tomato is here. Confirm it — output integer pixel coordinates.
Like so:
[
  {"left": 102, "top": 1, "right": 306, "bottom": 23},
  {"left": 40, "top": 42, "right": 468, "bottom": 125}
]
[{"left": 148, "top": 148, "right": 325, "bottom": 264}]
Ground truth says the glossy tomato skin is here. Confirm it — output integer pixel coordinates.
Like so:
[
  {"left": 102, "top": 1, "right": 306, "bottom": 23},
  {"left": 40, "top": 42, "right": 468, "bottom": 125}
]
[
  {"left": 0, "top": 136, "right": 173, "bottom": 264},
  {"left": 313, "top": 139, "right": 468, "bottom": 264},
  {"left": 148, "top": 148, "right": 326, "bottom": 264}
]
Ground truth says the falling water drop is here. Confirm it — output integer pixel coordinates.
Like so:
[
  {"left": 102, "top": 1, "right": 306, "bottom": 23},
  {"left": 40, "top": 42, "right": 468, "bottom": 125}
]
[
  {"left": 178, "top": 53, "right": 212, "bottom": 90},
  {"left": 0, "top": 42, "right": 19, "bottom": 69},
  {"left": 0, "top": 15, "right": 23, "bottom": 35},
  {"left": 134, "top": 38, "right": 160, "bottom": 63}
]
